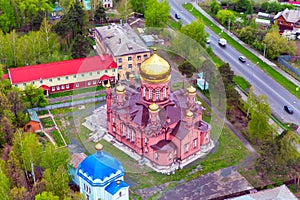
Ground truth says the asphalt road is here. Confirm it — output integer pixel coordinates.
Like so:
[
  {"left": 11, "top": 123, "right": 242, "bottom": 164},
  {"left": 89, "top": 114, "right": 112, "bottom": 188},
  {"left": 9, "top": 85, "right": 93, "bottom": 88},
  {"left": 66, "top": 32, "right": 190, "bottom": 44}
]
[{"left": 169, "top": 0, "right": 300, "bottom": 126}]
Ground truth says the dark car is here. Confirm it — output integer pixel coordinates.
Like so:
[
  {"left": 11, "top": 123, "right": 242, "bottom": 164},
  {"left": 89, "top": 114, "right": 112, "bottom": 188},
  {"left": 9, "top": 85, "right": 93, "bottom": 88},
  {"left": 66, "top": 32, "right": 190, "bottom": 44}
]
[
  {"left": 284, "top": 105, "right": 294, "bottom": 114},
  {"left": 239, "top": 56, "right": 246, "bottom": 63},
  {"left": 175, "top": 13, "right": 181, "bottom": 20}
]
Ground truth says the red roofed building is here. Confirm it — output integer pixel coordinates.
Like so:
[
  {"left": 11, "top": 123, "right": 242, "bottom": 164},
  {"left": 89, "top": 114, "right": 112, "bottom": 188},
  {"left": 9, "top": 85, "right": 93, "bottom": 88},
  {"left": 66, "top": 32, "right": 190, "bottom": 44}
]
[{"left": 8, "top": 56, "right": 117, "bottom": 95}]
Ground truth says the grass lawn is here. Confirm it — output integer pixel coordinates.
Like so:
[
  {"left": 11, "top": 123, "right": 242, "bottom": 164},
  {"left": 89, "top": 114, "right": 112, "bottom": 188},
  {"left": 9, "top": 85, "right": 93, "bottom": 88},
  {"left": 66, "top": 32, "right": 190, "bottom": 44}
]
[
  {"left": 75, "top": 104, "right": 247, "bottom": 191},
  {"left": 49, "top": 86, "right": 105, "bottom": 98},
  {"left": 51, "top": 130, "right": 65, "bottom": 147},
  {"left": 183, "top": 3, "right": 300, "bottom": 100},
  {"left": 40, "top": 117, "right": 55, "bottom": 128},
  {"left": 233, "top": 75, "right": 250, "bottom": 91}
]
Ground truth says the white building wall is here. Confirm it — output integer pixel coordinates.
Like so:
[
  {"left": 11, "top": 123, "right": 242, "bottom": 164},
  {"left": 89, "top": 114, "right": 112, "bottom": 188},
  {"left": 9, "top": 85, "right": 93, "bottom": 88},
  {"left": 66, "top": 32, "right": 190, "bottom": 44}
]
[{"left": 13, "top": 69, "right": 117, "bottom": 90}]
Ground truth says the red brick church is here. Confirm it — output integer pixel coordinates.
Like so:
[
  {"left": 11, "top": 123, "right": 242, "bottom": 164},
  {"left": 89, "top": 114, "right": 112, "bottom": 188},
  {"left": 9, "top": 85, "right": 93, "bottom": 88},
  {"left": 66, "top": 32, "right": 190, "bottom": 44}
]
[{"left": 105, "top": 51, "right": 212, "bottom": 171}]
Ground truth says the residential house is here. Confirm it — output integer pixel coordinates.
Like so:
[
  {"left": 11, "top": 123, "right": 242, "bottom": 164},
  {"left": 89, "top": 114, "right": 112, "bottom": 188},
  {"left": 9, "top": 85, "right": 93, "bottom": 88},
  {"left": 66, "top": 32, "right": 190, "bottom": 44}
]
[
  {"left": 8, "top": 56, "right": 117, "bottom": 95},
  {"left": 24, "top": 109, "right": 41, "bottom": 133},
  {"left": 274, "top": 9, "right": 300, "bottom": 32},
  {"left": 95, "top": 23, "right": 151, "bottom": 80}
]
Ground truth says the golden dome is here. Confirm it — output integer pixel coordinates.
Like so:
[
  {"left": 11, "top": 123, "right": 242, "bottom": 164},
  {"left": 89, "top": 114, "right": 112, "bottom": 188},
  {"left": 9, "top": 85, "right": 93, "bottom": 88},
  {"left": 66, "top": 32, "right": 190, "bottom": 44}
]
[
  {"left": 106, "top": 82, "right": 111, "bottom": 88},
  {"left": 186, "top": 110, "right": 193, "bottom": 118},
  {"left": 149, "top": 103, "right": 159, "bottom": 112},
  {"left": 116, "top": 84, "right": 126, "bottom": 94},
  {"left": 140, "top": 50, "right": 171, "bottom": 83},
  {"left": 187, "top": 85, "right": 196, "bottom": 94},
  {"left": 95, "top": 143, "right": 103, "bottom": 151}
]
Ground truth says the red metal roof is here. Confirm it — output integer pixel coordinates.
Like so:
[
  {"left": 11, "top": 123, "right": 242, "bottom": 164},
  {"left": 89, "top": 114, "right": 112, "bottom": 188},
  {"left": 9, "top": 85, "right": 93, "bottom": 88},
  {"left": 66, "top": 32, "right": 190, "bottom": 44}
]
[{"left": 9, "top": 55, "right": 117, "bottom": 84}]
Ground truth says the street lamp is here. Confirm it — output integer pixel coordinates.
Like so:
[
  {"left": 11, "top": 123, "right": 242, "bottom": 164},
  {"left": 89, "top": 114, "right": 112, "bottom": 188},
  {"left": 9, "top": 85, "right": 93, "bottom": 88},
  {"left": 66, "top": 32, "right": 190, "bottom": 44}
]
[
  {"left": 263, "top": 43, "right": 266, "bottom": 58},
  {"left": 295, "top": 87, "right": 300, "bottom": 131}
]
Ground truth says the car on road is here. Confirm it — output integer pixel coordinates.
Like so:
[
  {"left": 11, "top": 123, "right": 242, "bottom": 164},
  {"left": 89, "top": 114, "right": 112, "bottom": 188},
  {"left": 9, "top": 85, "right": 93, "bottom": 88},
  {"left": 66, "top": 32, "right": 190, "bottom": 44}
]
[
  {"left": 284, "top": 105, "right": 294, "bottom": 114},
  {"left": 218, "top": 38, "right": 227, "bottom": 47},
  {"left": 206, "top": 37, "right": 211, "bottom": 44},
  {"left": 238, "top": 56, "right": 246, "bottom": 63},
  {"left": 175, "top": 13, "right": 181, "bottom": 20}
]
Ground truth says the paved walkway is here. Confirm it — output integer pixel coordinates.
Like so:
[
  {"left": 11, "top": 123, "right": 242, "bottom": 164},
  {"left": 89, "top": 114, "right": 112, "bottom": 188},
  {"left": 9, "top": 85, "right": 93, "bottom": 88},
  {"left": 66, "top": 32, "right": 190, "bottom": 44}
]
[{"left": 191, "top": 1, "right": 300, "bottom": 88}]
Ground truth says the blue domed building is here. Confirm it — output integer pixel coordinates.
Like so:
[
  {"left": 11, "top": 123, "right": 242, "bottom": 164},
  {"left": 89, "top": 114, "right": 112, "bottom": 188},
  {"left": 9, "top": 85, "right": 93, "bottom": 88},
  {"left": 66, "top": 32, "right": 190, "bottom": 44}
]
[{"left": 71, "top": 143, "right": 129, "bottom": 200}]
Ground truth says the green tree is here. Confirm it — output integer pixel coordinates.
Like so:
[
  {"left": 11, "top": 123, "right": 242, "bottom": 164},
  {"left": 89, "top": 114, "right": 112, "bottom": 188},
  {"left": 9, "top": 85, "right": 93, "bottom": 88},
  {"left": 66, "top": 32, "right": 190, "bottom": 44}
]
[
  {"left": 0, "top": 116, "right": 15, "bottom": 146},
  {"left": 117, "top": 0, "right": 132, "bottom": 21},
  {"left": 263, "top": 25, "right": 296, "bottom": 59},
  {"left": 7, "top": 89, "right": 27, "bottom": 127},
  {"left": 18, "top": 133, "right": 42, "bottom": 184},
  {"left": 178, "top": 61, "right": 196, "bottom": 79},
  {"left": 0, "top": 0, "right": 16, "bottom": 32},
  {"left": 0, "top": 160, "right": 9, "bottom": 200},
  {"left": 35, "top": 191, "right": 59, "bottom": 200},
  {"left": 248, "top": 95, "right": 272, "bottom": 142},
  {"left": 18, "top": 0, "right": 52, "bottom": 28},
  {"left": 210, "top": 0, "right": 220, "bottom": 15},
  {"left": 67, "top": 1, "right": 87, "bottom": 37},
  {"left": 40, "top": 143, "right": 70, "bottom": 173},
  {"left": 130, "top": 0, "right": 146, "bottom": 14},
  {"left": 278, "top": 131, "right": 300, "bottom": 163},
  {"left": 145, "top": 0, "right": 170, "bottom": 27},
  {"left": 180, "top": 19, "right": 207, "bottom": 47},
  {"left": 9, "top": 186, "right": 30, "bottom": 200},
  {"left": 2, "top": 186, "right": 11, "bottom": 200},
  {"left": 0, "top": 91, "right": 11, "bottom": 118},
  {"left": 235, "top": 0, "right": 252, "bottom": 14},
  {"left": 216, "top": 10, "right": 235, "bottom": 27},
  {"left": 5, "top": 30, "right": 18, "bottom": 67},
  {"left": 43, "top": 165, "right": 70, "bottom": 198},
  {"left": 178, "top": 61, "right": 196, "bottom": 89},
  {"left": 255, "top": 139, "right": 279, "bottom": 179},
  {"left": 219, "top": 63, "right": 240, "bottom": 106},
  {"left": 94, "top": 2, "right": 107, "bottom": 23},
  {"left": 23, "top": 85, "right": 48, "bottom": 108},
  {"left": 39, "top": 18, "right": 60, "bottom": 58},
  {"left": 71, "top": 34, "right": 91, "bottom": 58}
]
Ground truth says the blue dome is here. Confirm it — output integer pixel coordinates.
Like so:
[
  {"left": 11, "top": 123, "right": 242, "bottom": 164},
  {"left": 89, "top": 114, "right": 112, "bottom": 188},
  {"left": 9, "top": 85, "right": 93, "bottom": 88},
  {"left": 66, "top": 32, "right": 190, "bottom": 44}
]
[{"left": 78, "top": 151, "right": 124, "bottom": 182}]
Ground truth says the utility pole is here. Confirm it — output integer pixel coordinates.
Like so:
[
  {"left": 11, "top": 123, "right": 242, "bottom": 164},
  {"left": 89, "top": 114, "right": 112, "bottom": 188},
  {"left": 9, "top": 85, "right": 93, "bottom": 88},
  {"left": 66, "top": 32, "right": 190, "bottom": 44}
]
[{"left": 263, "top": 43, "right": 266, "bottom": 58}]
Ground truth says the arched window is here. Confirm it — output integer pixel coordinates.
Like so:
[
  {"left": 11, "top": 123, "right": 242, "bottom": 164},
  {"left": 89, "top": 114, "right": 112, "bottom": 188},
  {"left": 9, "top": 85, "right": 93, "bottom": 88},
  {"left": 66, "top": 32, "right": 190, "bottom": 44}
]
[
  {"left": 127, "top": 127, "right": 130, "bottom": 139},
  {"left": 123, "top": 125, "right": 126, "bottom": 137},
  {"left": 155, "top": 152, "right": 158, "bottom": 160},
  {"left": 149, "top": 89, "right": 152, "bottom": 100},
  {"left": 143, "top": 87, "right": 146, "bottom": 97},
  {"left": 131, "top": 129, "right": 135, "bottom": 142},
  {"left": 163, "top": 87, "right": 167, "bottom": 98},
  {"left": 156, "top": 89, "right": 160, "bottom": 100}
]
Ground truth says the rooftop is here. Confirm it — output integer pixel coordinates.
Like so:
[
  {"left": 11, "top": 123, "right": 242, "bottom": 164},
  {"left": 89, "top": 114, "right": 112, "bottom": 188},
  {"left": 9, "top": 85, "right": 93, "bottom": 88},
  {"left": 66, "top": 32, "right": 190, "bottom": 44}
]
[
  {"left": 9, "top": 55, "right": 116, "bottom": 84},
  {"left": 95, "top": 23, "right": 150, "bottom": 57},
  {"left": 274, "top": 9, "right": 300, "bottom": 23}
]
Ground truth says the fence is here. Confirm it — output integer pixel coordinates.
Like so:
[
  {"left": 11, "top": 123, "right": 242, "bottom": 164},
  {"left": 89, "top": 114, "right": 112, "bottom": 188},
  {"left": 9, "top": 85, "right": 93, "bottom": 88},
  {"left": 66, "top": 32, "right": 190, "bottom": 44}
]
[
  {"left": 32, "top": 96, "right": 106, "bottom": 111},
  {"left": 278, "top": 55, "right": 300, "bottom": 79}
]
